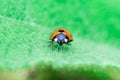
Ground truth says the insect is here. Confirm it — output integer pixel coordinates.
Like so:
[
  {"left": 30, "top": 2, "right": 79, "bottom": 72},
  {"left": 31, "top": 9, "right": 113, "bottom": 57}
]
[{"left": 49, "top": 27, "right": 73, "bottom": 46}]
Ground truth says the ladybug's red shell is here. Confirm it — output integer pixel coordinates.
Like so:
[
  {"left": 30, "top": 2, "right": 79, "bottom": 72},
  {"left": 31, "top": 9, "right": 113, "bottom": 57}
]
[{"left": 50, "top": 27, "right": 73, "bottom": 41}]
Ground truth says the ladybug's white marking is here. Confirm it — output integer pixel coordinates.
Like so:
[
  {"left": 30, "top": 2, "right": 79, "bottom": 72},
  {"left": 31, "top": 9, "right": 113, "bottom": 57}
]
[
  {"left": 64, "top": 38, "right": 68, "bottom": 43},
  {"left": 54, "top": 38, "right": 58, "bottom": 42}
]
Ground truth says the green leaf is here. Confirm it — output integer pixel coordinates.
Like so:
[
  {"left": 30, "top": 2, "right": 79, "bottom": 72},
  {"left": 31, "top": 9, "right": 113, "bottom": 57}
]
[{"left": 0, "top": 0, "right": 120, "bottom": 79}]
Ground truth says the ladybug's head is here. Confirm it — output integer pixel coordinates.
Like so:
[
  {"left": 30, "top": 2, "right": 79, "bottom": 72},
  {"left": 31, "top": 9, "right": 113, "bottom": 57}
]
[{"left": 54, "top": 32, "right": 68, "bottom": 45}]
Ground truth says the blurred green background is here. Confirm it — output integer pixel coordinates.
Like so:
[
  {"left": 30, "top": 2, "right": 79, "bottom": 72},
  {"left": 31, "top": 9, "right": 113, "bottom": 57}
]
[
  {"left": 1, "top": 0, "right": 120, "bottom": 45},
  {"left": 0, "top": 0, "right": 120, "bottom": 80}
]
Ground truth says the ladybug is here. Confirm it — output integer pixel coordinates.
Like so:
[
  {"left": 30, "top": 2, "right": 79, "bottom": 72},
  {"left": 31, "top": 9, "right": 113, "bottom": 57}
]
[{"left": 49, "top": 27, "right": 73, "bottom": 45}]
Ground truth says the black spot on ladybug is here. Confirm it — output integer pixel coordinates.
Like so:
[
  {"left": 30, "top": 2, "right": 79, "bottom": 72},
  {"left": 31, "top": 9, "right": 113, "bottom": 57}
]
[{"left": 58, "top": 30, "right": 64, "bottom": 32}]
